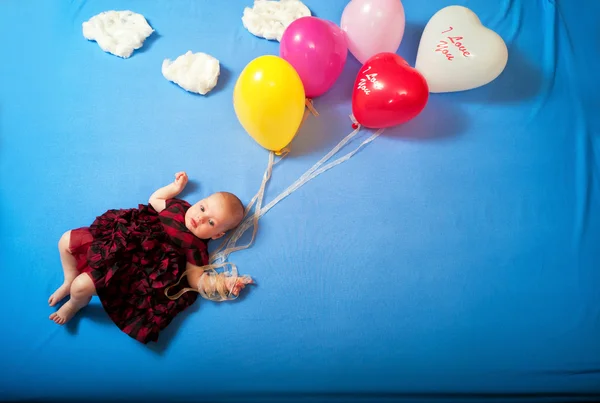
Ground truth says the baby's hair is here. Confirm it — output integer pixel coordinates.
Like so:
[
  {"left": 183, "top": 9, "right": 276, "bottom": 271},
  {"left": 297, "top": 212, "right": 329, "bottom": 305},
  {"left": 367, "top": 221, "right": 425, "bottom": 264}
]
[{"left": 216, "top": 191, "right": 245, "bottom": 231}]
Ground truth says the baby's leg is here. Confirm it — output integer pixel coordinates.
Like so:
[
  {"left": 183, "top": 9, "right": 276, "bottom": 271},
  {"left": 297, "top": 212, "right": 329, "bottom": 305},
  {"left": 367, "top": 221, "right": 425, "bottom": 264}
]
[
  {"left": 48, "top": 230, "right": 81, "bottom": 306},
  {"left": 49, "top": 273, "right": 96, "bottom": 325}
]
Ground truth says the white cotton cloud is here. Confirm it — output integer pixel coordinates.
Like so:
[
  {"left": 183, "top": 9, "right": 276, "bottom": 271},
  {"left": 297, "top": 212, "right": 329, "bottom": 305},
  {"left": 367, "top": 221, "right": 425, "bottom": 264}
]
[
  {"left": 162, "top": 51, "right": 220, "bottom": 95},
  {"left": 82, "top": 10, "right": 154, "bottom": 58},
  {"left": 242, "top": 0, "right": 311, "bottom": 42}
]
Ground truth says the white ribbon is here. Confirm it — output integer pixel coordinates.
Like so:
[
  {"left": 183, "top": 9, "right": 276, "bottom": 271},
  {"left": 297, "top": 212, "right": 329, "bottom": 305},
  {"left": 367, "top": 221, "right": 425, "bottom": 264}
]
[{"left": 209, "top": 116, "right": 384, "bottom": 269}]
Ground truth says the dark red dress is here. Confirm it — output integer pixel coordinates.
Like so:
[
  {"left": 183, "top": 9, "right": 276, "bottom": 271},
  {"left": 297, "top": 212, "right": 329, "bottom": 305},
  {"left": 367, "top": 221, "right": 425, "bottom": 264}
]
[{"left": 69, "top": 198, "right": 209, "bottom": 344}]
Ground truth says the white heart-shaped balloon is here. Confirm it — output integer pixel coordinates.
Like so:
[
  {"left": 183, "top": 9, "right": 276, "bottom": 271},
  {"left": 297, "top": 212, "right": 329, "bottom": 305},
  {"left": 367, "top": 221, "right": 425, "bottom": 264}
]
[{"left": 415, "top": 6, "right": 508, "bottom": 93}]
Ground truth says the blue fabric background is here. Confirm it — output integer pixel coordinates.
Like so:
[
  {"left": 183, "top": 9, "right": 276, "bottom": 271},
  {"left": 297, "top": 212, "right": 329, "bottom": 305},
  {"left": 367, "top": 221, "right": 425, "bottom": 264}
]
[{"left": 1, "top": 0, "right": 599, "bottom": 401}]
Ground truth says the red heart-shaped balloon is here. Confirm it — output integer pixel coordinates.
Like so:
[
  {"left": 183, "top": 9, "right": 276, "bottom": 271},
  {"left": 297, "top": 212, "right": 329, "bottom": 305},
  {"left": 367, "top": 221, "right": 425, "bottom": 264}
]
[{"left": 352, "top": 53, "right": 429, "bottom": 129}]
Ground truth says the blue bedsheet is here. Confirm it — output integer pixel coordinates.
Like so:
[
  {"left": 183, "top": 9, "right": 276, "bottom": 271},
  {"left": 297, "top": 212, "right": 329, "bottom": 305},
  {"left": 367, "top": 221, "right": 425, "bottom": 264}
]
[{"left": 1, "top": 0, "right": 599, "bottom": 401}]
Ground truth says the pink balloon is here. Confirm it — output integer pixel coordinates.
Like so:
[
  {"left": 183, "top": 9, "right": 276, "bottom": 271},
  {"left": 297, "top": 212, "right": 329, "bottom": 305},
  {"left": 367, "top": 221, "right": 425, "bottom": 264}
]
[
  {"left": 341, "top": 0, "right": 406, "bottom": 64},
  {"left": 280, "top": 16, "right": 348, "bottom": 98}
]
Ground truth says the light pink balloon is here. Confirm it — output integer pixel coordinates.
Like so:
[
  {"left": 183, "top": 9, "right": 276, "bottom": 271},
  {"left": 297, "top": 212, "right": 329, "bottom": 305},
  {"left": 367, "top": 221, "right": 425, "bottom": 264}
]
[{"left": 341, "top": 0, "right": 406, "bottom": 64}]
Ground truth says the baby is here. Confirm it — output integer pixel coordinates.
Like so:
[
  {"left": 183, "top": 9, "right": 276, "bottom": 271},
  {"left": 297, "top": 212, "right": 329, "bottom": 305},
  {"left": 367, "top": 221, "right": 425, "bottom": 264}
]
[{"left": 48, "top": 172, "right": 253, "bottom": 344}]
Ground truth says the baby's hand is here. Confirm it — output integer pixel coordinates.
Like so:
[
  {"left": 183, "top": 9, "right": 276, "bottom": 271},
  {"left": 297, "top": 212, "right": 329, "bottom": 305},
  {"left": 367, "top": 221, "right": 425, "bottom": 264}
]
[{"left": 173, "top": 171, "right": 188, "bottom": 191}]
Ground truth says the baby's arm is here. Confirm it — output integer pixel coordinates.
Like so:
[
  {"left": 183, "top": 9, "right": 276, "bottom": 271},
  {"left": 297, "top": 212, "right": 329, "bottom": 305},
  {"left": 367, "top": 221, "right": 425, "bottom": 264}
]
[
  {"left": 185, "top": 261, "right": 206, "bottom": 291},
  {"left": 149, "top": 172, "right": 188, "bottom": 213}
]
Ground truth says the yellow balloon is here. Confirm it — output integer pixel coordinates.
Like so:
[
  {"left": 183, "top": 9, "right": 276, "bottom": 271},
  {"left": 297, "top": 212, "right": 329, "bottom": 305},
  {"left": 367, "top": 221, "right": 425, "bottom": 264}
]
[{"left": 233, "top": 55, "right": 306, "bottom": 152}]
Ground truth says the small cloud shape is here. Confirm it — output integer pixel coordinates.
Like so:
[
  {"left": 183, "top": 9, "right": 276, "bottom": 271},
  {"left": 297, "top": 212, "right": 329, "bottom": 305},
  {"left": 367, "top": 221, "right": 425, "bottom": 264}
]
[
  {"left": 162, "top": 51, "right": 220, "bottom": 95},
  {"left": 242, "top": 0, "right": 311, "bottom": 42},
  {"left": 83, "top": 11, "right": 154, "bottom": 58}
]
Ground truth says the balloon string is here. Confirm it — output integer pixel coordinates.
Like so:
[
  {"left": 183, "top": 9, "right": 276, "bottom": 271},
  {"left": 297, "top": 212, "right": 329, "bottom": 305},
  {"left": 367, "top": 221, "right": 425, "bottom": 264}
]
[
  {"left": 305, "top": 98, "right": 319, "bottom": 117},
  {"left": 210, "top": 116, "right": 384, "bottom": 266},
  {"left": 220, "top": 127, "right": 383, "bottom": 251},
  {"left": 210, "top": 151, "right": 275, "bottom": 261}
]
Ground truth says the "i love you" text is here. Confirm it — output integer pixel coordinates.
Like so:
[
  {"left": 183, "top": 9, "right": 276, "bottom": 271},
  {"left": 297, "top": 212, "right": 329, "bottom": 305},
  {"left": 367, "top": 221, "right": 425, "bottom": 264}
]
[{"left": 435, "top": 26, "right": 471, "bottom": 61}]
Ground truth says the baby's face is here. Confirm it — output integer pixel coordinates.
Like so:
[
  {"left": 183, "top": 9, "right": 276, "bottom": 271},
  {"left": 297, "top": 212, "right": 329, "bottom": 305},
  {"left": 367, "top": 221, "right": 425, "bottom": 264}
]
[{"left": 185, "top": 193, "right": 233, "bottom": 240}]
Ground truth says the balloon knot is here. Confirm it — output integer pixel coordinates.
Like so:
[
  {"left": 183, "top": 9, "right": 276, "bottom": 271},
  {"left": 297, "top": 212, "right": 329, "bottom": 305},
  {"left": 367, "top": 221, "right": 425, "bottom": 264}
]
[
  {"left": 352, "top": 123, "right": 359, "bottom": 130},
  {"left": 275, "top": 147, "right": 290, "bottom": 156}
]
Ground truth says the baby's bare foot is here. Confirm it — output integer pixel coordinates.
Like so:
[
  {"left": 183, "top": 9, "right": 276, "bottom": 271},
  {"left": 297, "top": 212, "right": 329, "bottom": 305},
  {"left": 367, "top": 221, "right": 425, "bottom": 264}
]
[
  {"left": 48, "top": 283, "right": 71, "bottom": 306},
  {"left": 49, "top": 300, "right": 79, "bottom": 325}
]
